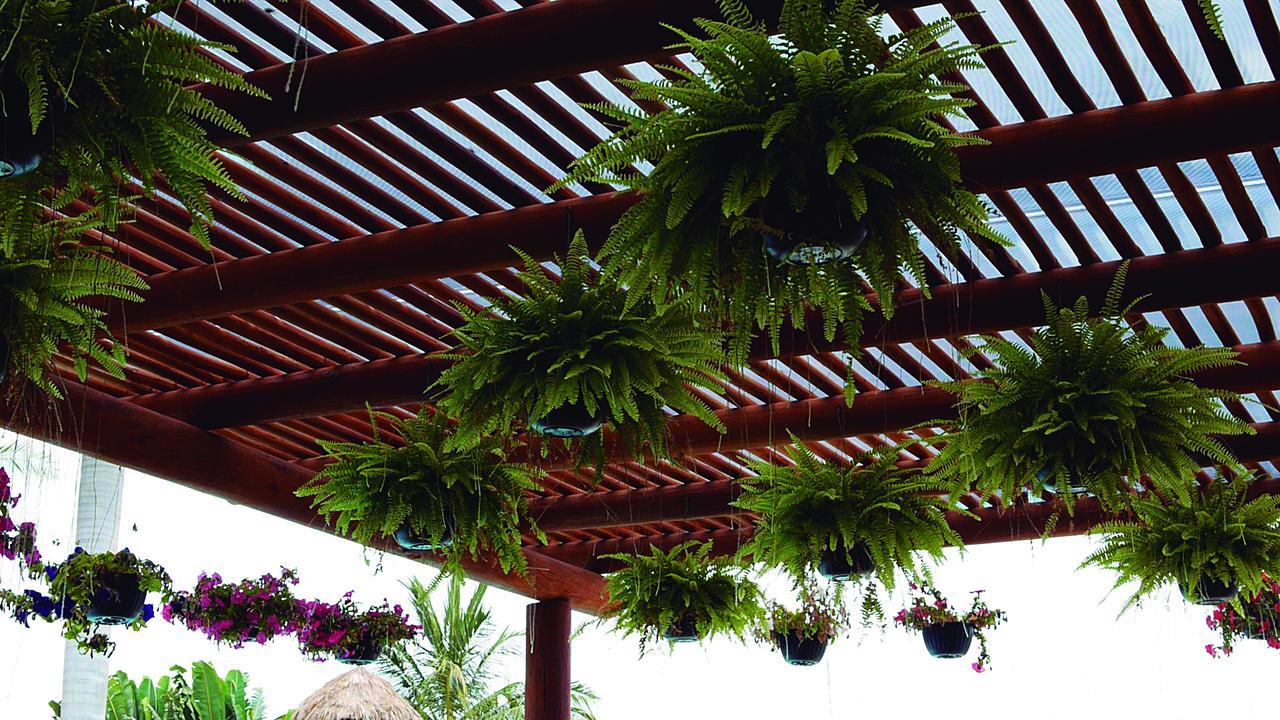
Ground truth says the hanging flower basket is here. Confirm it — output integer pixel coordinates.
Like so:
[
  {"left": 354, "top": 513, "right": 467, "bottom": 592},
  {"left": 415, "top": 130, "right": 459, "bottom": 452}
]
[
  {"left": 895, "top": 585, "right": 1006, "bottom": 672},
  {"left": 394, "top": 507, "right": 458, "bottom": 552},
  {"left": 817, "top": 540, "right": 875, "bottom": 583},
  {"left": 528, "top": 400, "right": 605, "bottom": 439}
]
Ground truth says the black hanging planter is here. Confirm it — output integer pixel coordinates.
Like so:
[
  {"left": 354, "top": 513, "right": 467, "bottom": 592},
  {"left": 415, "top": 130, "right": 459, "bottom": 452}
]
[
  {"left": 336, "top": 635, "right": 383, "bottom": 666},
  {"left": 394, "top": 507, "right": 458, "bottom": 552},
  {"left": 530, "top": 400, "right": 604, "bottom": 439},
  {"left": 86, "top": 572, "right": 147, "bottom": 626},
  {"left": 1180, "top": 574, "right": 1239, "bottom": 606},
  {"left": 0, "top": 332, "right": 9, "bottom": 385},
  {"left": 758, "top": 187, "right": 869, "bottom": 266},
  {"left": 817, "top": 540, "right": 875, "bottom": 582},
  {"left": 662, "top": 614, "right": 700, "bottom": 643},
  {"left": 1037, "top": 467, "right": 1088, "bottom": 496},
  {"left": 774, "top": 630, "right": 828, "bottom": 666},
  {"left": 0, "top": 75, "right": 51, "bottom": 179},
  {"left": 921, "top": 621, "right": 974, "bottom": 659}
]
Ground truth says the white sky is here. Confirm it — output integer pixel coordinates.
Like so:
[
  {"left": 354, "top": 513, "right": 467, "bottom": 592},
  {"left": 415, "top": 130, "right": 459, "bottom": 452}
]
[{"left": 1, "top": 431, "right": 1278, "bottom": 719}]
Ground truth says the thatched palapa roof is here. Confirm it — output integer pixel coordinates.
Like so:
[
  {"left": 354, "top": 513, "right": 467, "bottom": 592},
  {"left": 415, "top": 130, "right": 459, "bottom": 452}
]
[{"left": 293, "top": 668, "right": 422, "bottom": 720}]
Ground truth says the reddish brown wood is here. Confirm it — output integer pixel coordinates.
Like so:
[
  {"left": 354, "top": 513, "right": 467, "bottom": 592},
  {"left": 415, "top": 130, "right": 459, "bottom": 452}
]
[
  {"left": 539, "top": 476, "right": 1280, "bottom": 569},
  {"left": 528, "top": 418, "right": 1280, "bottom": 534},
  {"left": 201, "top": 0, "right": 792, "bottom": 146},
  {"left": 125, "top": 83, "right": 1280, "bottom": 334},
  {"left": 125, "top": 234, "right": 1280, "bottom": 427},
  {"left": 525, "top": 598, "right": 572, "bottom": 720},
  {"left": 0, "top": 383, "right": 608, "bottom": 612}
]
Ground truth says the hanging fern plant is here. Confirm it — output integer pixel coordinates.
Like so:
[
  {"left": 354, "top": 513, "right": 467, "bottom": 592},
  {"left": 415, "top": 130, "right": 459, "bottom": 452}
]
[
  {"left": 734, "top": 436, "right": 961, "bottom": 589},
  {"left": 926, "top": 266, "right": 1253, "bottom": 514},
  {"left": 297, "top": 409, "right": 544, "bottom": 576},
  {"left": 554, "top": 0, "right": 1003, "bottom": 359},
  {"left": 0, "top": 0, "right": 265, "bottom": 247},
  {"left": 602, "top": 541, "right": 763, "bottom": 653},
  {"left": 0, "top": 207, "right": 145, "bottom": 396},
  {"left": 433, "top": 231, "right": 727, "bottom": 467},
  {"left": 1082, "top": 474, "right": 1280, "bottom": 610}
]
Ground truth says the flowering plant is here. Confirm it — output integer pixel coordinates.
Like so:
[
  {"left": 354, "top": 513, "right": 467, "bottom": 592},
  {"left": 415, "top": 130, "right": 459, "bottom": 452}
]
[
  {"left": 893, "top": 584, "right": 1006, "bottom": 672},
  {"left": 163, "top": 569, "right": 302, "bottom": 648},
  {"left": 754, "top": 579, "right": 849, "bottom": 646},
  {"left": 45, "top": 548, "right": 169, "bottom": 655},
  {"left": 295, "top": 592, "right": 417, "bottom": 660},
  {"left": 1205, "top": 573, "right": 1280, "bottom": 657},
  {"left": 0, "top": 468, "right": 42, "bottom": 574}
]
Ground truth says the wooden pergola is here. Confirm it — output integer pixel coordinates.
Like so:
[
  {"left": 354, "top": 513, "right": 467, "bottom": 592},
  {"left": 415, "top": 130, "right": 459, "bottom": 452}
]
[{"left": 10, "top": 1, "right": 1280, "bottom": 716}]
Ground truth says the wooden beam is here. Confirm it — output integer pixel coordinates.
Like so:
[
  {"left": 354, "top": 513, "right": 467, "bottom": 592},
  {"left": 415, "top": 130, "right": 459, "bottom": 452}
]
[
  {"left": 129, "top": 240, "right": 1280, "bottom": 428},
  {"left": 525, "top": 598, "right": 573, "bottom": 720},
  {"left": 528, "top": 420, "right": 1280, "bottom": 534},
  {"left": 0, "top": 384, "right": 608, "bottom": 613},
  {"left": 118, "top": 82, "right": 1280, "bottom": 334},
  {"left": 537, "top": 477, "right": 1280, "bottom": 571}
]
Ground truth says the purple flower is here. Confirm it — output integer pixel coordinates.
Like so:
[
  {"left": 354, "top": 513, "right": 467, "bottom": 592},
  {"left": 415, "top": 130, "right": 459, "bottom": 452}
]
[{"left": 141, "top": 605, "right": 155, "bottom": 623}]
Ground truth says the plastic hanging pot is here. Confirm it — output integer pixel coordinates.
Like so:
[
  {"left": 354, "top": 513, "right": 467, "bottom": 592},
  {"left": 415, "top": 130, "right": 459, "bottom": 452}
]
[
  {"left": 0, "top": 75, "right": 51, "bottom": 179},
  {"left": 662, "top": 614, "right": 700, "bottom": 643},
  {"left": 1180, "top": 574, "right": 1239, "bottom": 606},
  {"left": 774, "top": 630, "right": 828, "bottom": 666},
  {"left": 394, "top": 507, "right": 457, "bottom": 552},
  {"left": 758, "top": 187, "right": 869, "bottom": 266},
  {"left": 336, "top": 636, "right": 383, "bottom": 665},
  {"left": 529, "top": 400, "right": 604, "bottom": 439},
  {"left": 86, "top": 572, "right": 147, "bottom": 626},
  {"left": 0, "top": 332, "right": 9, "bottom": 385},
  {"left": 1036, "top": 467, "right": 1088, "bottom": 496},
  {"left": 817, "top": 540, "right": 875, "bottom": 582},
  {"left": 921, "top": 621, "right": 974, "bottom": 659}
]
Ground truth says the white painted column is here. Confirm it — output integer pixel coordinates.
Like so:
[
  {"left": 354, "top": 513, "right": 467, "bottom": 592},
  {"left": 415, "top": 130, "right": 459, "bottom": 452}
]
[{"left": 59, "top": 455, "right": 124, "bottom": 720}]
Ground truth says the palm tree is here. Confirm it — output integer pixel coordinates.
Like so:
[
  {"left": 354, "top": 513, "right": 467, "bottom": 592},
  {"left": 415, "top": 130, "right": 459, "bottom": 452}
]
[{"left": 379, "top": 575, "right": 596, "bottom": 720}]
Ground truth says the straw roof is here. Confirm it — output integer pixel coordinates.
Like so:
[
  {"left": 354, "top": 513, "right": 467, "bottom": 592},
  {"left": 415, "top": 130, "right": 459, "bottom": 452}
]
[{"left": 293, "top": 668, "right": 422, "bottom": 720}]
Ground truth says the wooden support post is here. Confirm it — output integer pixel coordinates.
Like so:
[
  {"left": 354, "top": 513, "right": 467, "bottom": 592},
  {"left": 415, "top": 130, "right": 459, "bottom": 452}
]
[{"left": 526, "top": 598, "right": 572, "bottom": 720}]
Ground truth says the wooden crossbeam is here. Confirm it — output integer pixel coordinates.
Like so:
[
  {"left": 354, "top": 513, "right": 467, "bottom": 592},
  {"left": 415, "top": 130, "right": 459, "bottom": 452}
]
[
  {"left": 527, "top": 421, "right": 1280, "bottom": 534},
  {"left": 536, "top": 474, "right": 1280, "bottom": 571},
  {"left": 116, "top": 81, "right": 1280, "bottom": 334},
  {"left": 0, "top": 384, "right": 608, "bottom": 613},
  {"left": 130, "top": 242, "right": 1280, "bottom": 429}
]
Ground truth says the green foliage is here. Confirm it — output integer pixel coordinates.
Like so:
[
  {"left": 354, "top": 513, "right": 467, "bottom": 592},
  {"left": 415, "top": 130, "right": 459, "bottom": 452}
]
[
  {"left": 434, "top": 231, "right": 727, "bottom": 465},
  {"left": 298, "top": 408, "right": 543, "bottom": 576},
  {"left": 754, "top": 577, "right": 849, "bottom": 645},
  {"left": 1198, "top": 1, "right": 1225, "bottom": 39},
  {"left": 380, "top": 575, "right": 597, "bottom": 720},
  {"left": 734, "top": 437, "right": 960, "bottom": 588},
  {"left": 1082, "top": 474, "right": 1280, "bottom": 611},
  {"left": 0, "top": 206, "right": 145, "bottom": 396},
  {"left": 0, "top": 0, "right": 265, "bottom": 247},
  {"left": 101, "top": 662, "right": 275, "bottom": 720},
  {"left": 555, "top": 0, "right": 1002, "bottom": 359},
  {"left": 603, "top": 541, "right": 764, "bottom": 652},
  {"left": 927, "top": 266, "right": 1253, "bottom": 513},
  {"left": 48, "top": 547, "right": 170, "bottom": 656}
]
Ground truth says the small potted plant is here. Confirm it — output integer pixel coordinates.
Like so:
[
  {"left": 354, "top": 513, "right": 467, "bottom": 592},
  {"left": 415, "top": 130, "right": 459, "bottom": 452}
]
[
  {"left": 735, "top": 438, "right": 959, "bottom": 586},
  {"left": 756, "top": 579, "right": 849, "bottom": 666},
  {"left": 434, "top": 232, "right": 727, "bottom": 465},
  {"left": 1083, "top": 474, "right": 1280, "bottom": 609},
  {"left": 894, "top": 584, "right": 1006, "bottom": 672},
  {"left": 603, "top": 541, "right": 763, "bottom": 653},
  {"left": 44, "top": 548, "right": 168, "bottom": 655},
  {"left": 163, "top": 569, "right": 303, "bottom": 648},
  {"left": 928, "top": 266, "right": 1253, "bottom": 514},
  {"left": 1205, "top": 573, "right": 1280, "bottom": 657},
  {"left": 299, "top": 409, "right": 543, "bottom": 575},
  {"left": 553, "top": 0, "right": 1002, "bottom": 359},
  {"left": 295, "top": 592, "right": 417, "bottom": 665}
]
